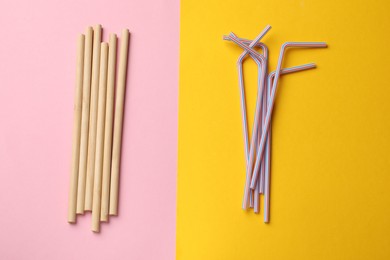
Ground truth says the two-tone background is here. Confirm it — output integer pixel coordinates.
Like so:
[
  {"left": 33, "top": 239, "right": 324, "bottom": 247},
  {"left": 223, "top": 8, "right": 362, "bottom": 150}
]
[{"left": 1, "top": 0, "right": 390, "bottom": 259}]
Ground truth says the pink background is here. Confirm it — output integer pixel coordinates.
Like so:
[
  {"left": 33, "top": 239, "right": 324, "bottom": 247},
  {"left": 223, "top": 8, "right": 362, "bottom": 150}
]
[{"left": 0, "top": 0, "right": 179, "bottom": 259}]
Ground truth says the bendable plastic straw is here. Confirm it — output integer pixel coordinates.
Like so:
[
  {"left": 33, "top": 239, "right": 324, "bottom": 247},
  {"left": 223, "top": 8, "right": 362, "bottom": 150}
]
[
  {"left": 250, "top": 42, "right": 327, "bottom": 189},
  {"left": 223, "top": 26, "right": 270, "bottom": 164},
  {"left": 259, "top": 68, "right": 268, "bottom": 194},
  {"left": 262, "top": 63, "right": 317, "bottom": 222},
  {"left": 226, "top": 30, "right": 327, "bottom": 222},
  {"left": 224, "top": 38, "right": 327, "bottom": 189},
  {"left": 223, "top": 27, "right": 270, "bottom": 208},
  {"left": 224, "top": 36, "right": 272, "bottom": 189},
  {"left": 228, "top": 32, "right": 268, "bottom": 210}
]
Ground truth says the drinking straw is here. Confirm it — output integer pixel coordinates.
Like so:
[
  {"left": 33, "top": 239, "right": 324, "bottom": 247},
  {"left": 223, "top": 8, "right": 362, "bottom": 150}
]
[
  {"left": 259, "top": 79, "right": 267, "bottom": 194},
  {"left": 228, "top": 33, "right": 267, "bottom": 210},
  {"left": 223, "top": 35, "right": 271, "bottom": 191},
  {"left": 85, "top": 25, "right": 102, "bottom": 211},
  {"left": 76, "top": 27, "right": 93, "bottom": 214},
  {"left": 253, "top": 45, "right": 268, "bottom": 210},
  {"left": 223, "top": 26, "right": 270, "bottom": 165},
  {"left": 249, "top": 190, "right": 254, "bottom": 208},
  {"left": 68, "top": 34, "right": 85, "bottom": 223},
  {"left": 250, "top": 42, "right": 327, "bottom": 189},
  {"left": 259, "top": 43, "right": 269, "bottom": 195},
  {"left": 264, "top": 72, "right": 276, "bottom": 223},
  {"left": 109, "top": 29, "right": 130, "bottom": 215},
  {"left": 254, "top": 176, "right": 260, "bottom": 213},
  {"left": 261, "top": 63, "right": 317, "bottom": 222},
  {"left": 223, "top": 28, "right": 270, "bottom": 210},
  {"left": 261, "top": 76, "right": 270, "bottom": 195},
  {"left": 258, "top": 163, "right": 265, "bottom": 194},
  {"left": 91, "top": 42, "right": 109, "bottom": 232},
  {"left": 224, "top": 37, "right": 327, "bottom": 189},
  {"left": 264, "top": 75, "right": 272, "bottom": 222},
  {"left": 101, "top": 34, "right": 117, "bottom": 222},
  {"left": 227, "top": 32, "right": 322, "bottom": 219}
]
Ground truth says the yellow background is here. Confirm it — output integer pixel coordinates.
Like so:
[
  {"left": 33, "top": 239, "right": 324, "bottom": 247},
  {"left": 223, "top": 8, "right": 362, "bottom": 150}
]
[{"left": 178, "top": 0, "right": 390, "bottom": 259}]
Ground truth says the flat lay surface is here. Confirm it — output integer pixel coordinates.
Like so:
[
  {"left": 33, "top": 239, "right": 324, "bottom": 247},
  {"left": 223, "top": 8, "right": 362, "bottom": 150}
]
[{"left": 1, "top": 0, "right": 390, "bottom": 259}]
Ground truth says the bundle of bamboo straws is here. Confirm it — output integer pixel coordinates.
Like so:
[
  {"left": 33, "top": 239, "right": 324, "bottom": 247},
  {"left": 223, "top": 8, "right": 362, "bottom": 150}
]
[{"left": 67, "top": 25, "right": 130, "bottom": 232}]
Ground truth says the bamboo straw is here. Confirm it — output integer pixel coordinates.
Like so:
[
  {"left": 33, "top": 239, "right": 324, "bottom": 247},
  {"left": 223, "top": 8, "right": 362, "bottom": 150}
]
[
  {"left": 85, "top": 24, "right": 102, "bottom": 211},
  {"left": 109, "top": 29, "right": 129, "bottom": 215},
  {"left": 100, "top": 34, "right": 117, "bottom": 222},
  {"left": 91, "top": 43, "right": 109, "bottom": 232},
  {"left": 76, "top": 27, "right": 93, "bottom": 214},
  {"left": 67, "top": 34, "right": 85, "bottom": 223}
]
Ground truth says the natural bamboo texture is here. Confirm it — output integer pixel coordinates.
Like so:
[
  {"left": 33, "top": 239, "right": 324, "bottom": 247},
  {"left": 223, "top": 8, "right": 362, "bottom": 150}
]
[
  {"left": 109, "top": 29, "right": 130, "bottom": 215},
  {"left": 76, "top": 27, "right": 93, "bottom": 214},
  {"left": 67, "top": 34, "right": 85, "bottom": 223},
  {"left": 100, "top": 34, "right": 117, "bottom": 222},
  {"left": 85, "top": 25, "right": 102, "bottom": 211},
  {"left": 91, "top": 43, "right": 109, "bottom": 232}
]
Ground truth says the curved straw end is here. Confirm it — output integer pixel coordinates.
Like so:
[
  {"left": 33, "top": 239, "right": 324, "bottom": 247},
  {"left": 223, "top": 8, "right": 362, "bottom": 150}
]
[{"left": 222, "top": 35, "right": 229, "bottom": 41}]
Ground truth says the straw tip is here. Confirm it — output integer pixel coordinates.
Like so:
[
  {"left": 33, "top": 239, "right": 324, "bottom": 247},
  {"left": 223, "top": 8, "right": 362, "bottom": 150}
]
[
  {"left": 67, "top": 219, "right": 76, "bottom": 224},
  {"left": 76, "top": 209, "right": 85, "bottom": 215}
]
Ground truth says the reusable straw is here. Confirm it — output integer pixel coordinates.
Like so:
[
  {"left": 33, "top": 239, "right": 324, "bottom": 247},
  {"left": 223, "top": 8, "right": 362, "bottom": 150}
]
[
  {"left": 101, "top": 34, "right": 117, "bottom": 222},
  {"left": 250, "top": 42, "right": 327, "bottom": 189},
  {"left": 76, "top": 27, "right": 93, "bottom": 214},
  {"left": 110, "top": 29, "right": 130, "bottom": 215},
  {"left": 68, "top": 34, "right": 85, "bottom": 223},
  {"left": 228, "top": 33, "right": 268, "bottom": 210},
  {"left": 85, "top": 24, "right": 102, "bottom": 211},
  {"left": 91, "top": 42, "right": 109, "bottom": 232}
]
